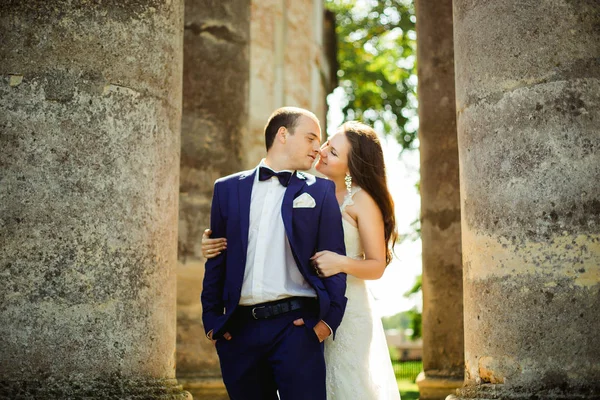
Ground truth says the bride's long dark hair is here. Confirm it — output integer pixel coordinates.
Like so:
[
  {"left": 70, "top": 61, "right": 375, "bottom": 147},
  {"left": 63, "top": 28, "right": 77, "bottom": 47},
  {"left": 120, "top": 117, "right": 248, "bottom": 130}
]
[{"left": 342, "top": 121, "right": 397, "bottom": 265}]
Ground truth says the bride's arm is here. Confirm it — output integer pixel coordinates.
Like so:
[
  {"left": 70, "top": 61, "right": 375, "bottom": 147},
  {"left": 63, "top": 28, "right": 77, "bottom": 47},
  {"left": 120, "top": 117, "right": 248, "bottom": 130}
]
[
  {"left": 312, "top": 190, "right": 387, "bottom": 280},
  {"left": 201, "top": 229, "right": 227, "bottom": 259}
]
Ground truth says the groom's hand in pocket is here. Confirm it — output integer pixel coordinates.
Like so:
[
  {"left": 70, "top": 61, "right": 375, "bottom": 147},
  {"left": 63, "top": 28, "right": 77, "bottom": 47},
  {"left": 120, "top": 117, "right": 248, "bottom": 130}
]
[
  {"left": 293, "top": 318, "right": 331, "bottom": 342},
  {"left": 208, "top": 330, "right": 232, "bottom": 345}
]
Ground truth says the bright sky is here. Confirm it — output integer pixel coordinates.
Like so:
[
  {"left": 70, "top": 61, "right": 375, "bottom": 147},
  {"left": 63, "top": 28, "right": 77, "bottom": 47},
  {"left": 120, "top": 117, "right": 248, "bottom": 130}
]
[{"left": 327, "top": 88, "right": 423, "bottom": 317}]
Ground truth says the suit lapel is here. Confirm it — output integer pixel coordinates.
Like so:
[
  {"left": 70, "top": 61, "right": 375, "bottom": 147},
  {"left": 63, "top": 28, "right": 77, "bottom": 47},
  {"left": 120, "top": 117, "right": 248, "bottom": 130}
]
[
  {"left": 238, "top": 168, "right": 256, "bottom": 262},
  {"left": 282, "top": 172, "right": 306, "bottom": 250}
]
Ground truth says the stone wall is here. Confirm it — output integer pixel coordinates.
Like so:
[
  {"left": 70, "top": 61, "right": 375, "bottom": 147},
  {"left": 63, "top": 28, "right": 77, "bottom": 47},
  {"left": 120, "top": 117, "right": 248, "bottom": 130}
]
[
  {"left": 176, "top": 1, "right": 250, "bottom": 399},
  {"left": 246, "top": 0, "right": 337, "bottom": 167},
  {"left": 414, "top": 0, "right": 464, "bottom": 398}
]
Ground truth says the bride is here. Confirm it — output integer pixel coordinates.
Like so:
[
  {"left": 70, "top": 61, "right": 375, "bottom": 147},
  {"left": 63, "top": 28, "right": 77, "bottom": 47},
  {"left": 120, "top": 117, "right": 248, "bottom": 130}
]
[{"left": 202, "top": 121, "right": 401, "bottom": 400}]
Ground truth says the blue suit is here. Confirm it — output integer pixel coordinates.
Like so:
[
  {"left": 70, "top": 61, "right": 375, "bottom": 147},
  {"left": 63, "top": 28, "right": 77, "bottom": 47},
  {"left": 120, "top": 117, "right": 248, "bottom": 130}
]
[{"left": 201, "top": 167, "right": 347, "bottom": 400}]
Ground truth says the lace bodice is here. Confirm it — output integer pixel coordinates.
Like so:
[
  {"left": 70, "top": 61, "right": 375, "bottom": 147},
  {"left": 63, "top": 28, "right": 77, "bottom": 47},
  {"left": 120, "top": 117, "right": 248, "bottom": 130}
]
[{"left": 340, "top": 186, "right": 364, "bottom": 260}]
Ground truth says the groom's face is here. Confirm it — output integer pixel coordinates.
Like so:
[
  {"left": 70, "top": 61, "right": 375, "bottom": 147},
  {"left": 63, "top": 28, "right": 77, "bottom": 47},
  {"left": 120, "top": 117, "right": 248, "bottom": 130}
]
[{"left": 284, "top": 115, "right": 322, "bottom": 170}]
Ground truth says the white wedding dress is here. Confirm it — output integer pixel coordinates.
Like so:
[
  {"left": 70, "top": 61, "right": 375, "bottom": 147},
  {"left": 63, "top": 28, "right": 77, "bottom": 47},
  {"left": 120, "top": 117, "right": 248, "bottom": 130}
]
[{"left": 324, "top": 187, "right": 400, "bottom": 400}]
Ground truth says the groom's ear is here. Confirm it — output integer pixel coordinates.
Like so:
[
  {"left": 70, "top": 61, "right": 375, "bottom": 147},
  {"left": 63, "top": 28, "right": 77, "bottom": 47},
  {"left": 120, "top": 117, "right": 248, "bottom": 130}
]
[{"left": 276, "top": 126, "right": 288, "bottom": 144}]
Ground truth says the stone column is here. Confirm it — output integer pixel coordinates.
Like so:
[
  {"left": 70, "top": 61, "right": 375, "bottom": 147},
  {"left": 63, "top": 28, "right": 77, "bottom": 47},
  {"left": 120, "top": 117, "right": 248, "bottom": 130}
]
[
  {"left": 415, "top": 0, "right": 464, "bottom": 399},
  {"left": 176, "top": 1, "right": 250, "bottom": 399},
  {"left": 450, "top": 1, "right": 600, "bottom": 399},
  {"left": 0, "top": 2, "right": 190, "bottom": 399}
]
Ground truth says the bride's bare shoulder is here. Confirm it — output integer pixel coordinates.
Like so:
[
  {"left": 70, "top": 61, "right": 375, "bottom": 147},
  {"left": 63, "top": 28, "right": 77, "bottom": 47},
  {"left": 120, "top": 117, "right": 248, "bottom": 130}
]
[{"left": 346, "top": 188, "right": 379, "bottom": 217}]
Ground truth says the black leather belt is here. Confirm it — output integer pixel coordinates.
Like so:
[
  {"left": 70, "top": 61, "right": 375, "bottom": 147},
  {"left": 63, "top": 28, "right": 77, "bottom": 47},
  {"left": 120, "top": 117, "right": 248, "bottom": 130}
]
[{"left": 238, "top": 297, "right": 318, "bottom": 320}]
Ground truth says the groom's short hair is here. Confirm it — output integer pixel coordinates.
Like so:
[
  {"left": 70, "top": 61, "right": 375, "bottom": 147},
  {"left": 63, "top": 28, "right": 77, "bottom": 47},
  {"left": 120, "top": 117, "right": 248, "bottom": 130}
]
[{"left": 264, "top": 107, "right": 316, "bottom": 151}]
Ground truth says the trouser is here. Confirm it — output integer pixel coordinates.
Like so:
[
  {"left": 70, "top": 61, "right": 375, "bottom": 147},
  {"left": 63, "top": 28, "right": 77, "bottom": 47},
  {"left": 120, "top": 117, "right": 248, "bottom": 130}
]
[{"left": 215, "top": 303, "right": 326, "bottom": 400}]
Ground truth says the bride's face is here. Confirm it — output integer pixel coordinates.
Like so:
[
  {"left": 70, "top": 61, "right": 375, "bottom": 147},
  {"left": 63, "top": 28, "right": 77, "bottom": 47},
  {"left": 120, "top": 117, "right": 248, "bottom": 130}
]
[{"left": 315, "top": 130, "right": 351, "bottom": 179}]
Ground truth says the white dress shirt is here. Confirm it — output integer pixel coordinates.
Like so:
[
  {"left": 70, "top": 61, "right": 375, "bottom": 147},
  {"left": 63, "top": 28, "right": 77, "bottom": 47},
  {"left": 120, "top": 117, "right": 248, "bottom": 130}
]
[{"left": 239, "top": 160, "right": 316, "bottom": 306}]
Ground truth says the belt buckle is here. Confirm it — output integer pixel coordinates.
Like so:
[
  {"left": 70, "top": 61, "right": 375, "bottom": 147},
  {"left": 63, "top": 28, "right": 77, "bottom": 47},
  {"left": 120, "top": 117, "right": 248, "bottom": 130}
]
[{"left": 251, "top": 306, "right": 265, "bottom": 320}]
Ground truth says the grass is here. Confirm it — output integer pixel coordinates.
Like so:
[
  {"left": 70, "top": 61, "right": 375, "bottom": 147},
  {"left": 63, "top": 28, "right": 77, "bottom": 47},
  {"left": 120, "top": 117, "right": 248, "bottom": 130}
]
[
  {"left": 398, "top": 378, "right": 419, "bottom": 400},
  {"left": 392, "top": 360, "right": 422, "bottom": 381},
  {"left": 393, "top": 360, "right": 422, "bottom": 399}
]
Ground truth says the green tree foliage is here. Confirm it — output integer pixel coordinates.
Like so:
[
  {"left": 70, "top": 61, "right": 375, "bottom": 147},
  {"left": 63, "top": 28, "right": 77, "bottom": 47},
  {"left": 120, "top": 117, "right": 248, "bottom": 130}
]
[
  {"left": 404, "top": 273, "right": 421, "bottom": 297},
  {"left": 381, "top": 307, "right": 421, "bottom": 340},
  {"left": 404, "top": 274, "right": 422, "bottom": 340},
  {"left": 381, "top": 310, "right": 411, "bottom": 331},
  {"left": 405, "top": 307, "right": 422, "bottom": 339},
  {"left": 326, "top": 0, "right": 417, "bottom": 149},
  {"left": 381, "top": 275, "right": 422, "bottom": 340},
  {"left": 330, "top": 0, "right": 423, "bottom": 341}
]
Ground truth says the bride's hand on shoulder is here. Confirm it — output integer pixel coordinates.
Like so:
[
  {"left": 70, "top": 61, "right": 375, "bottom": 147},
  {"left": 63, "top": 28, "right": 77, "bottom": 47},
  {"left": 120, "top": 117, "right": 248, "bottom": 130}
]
[
  {"left": 311, "top": 250, "right": 347, "bottom": 277},
  {"left": 201, "top": 229, "right": 227, "bottom": 259}
]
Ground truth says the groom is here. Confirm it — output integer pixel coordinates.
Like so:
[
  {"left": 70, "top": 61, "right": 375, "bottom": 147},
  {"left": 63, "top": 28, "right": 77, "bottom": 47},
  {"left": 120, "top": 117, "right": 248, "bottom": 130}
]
[{"left": 201, "top": 107, "right": 347, "bottom": 400}]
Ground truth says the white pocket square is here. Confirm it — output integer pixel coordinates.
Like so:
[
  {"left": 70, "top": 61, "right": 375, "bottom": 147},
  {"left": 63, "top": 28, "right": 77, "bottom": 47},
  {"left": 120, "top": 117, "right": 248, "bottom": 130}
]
[{"left": 293, "top": 192, "right": 316, "bottom": 208}]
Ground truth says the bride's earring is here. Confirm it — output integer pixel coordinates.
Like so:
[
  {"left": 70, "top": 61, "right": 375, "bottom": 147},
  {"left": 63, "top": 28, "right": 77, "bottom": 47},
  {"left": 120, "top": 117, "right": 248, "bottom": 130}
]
[{"left": 345, "top": 174, "right": 352, "bottom": 196}]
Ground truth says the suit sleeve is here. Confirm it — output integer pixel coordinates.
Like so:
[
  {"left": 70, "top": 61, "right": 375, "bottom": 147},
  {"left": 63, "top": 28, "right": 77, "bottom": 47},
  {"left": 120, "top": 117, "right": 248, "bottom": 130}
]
[
  {"left": 317, "top": 180, "right": 348, "bottom": 337},
  {"left": 200, "top": 181, "right": 227, "bottom": 337}
]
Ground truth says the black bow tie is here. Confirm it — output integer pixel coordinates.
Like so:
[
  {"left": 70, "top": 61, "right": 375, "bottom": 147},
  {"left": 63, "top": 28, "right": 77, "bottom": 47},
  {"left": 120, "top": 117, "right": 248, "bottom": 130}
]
[{"left": 259, "top": 167, "right": 293, "bottom": 187}]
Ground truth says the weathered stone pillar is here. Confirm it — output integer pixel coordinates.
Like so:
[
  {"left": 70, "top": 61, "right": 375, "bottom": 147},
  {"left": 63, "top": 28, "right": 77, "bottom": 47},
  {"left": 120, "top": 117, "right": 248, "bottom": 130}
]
[
  {"left": 415, "top": 0, "right": 464, "bottom": 399},
  {"left": 450, "top": 1, "right": 600, "bottom": 399},
  {"left": 0, "top": 2, "right": 190, "bottom": 399},
  {"left": 176, "top": 1, "right": 250, "bottom": 399}
]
